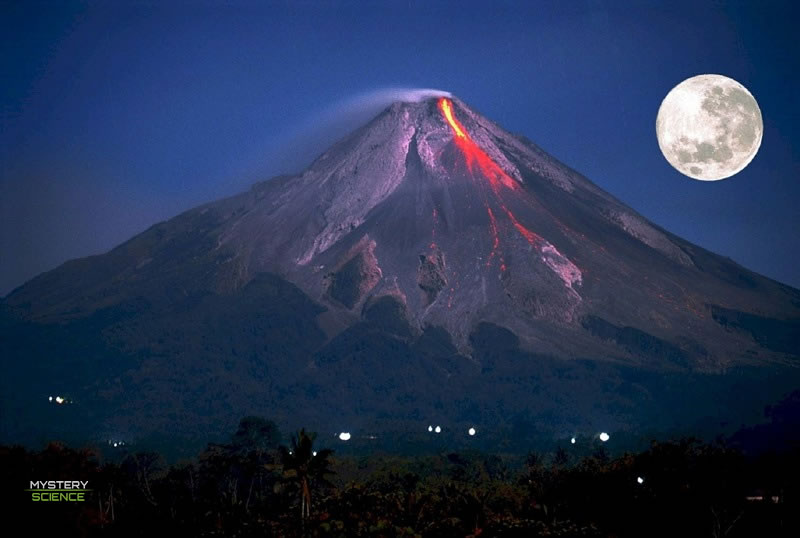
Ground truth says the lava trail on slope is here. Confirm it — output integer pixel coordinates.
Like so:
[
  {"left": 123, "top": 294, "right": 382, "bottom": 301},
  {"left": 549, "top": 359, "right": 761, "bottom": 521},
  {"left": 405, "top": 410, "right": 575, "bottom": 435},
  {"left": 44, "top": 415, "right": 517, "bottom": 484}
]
[{"left": 438, "top": 98, "right": 581, "bottom": 289}]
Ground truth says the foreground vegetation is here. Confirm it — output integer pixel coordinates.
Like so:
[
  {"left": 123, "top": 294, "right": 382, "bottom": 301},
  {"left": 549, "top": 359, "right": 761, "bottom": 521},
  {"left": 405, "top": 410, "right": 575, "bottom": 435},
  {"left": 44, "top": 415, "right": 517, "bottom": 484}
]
[{"left": 2, "top": 417, "right": 798, "bottom": 537}]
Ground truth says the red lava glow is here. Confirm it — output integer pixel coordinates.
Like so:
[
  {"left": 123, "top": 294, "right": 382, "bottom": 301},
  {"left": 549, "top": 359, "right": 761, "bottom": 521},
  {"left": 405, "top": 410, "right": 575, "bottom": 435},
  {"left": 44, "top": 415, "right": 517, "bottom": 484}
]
[
  {"left": 485, "top": 207, "right": 506, "bottom": 270},
  {"left": 439, "top": 98, "right": 466, "bottom": 139},
  {"left": 438, "top": 98, "right": 543, "bottom": 254},
  {"left": 438, "top": 99, "right": 517, "bottom": 191},
  {"left": 505, "top": 210, "right": 542, "bottom": 246}
]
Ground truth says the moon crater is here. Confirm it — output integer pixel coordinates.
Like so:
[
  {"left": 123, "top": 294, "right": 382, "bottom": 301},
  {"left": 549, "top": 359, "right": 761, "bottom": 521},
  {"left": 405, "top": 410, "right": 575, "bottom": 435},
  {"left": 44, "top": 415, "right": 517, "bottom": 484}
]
[{"left": 656, "top": 74, "right": 762, "bottom": 181}]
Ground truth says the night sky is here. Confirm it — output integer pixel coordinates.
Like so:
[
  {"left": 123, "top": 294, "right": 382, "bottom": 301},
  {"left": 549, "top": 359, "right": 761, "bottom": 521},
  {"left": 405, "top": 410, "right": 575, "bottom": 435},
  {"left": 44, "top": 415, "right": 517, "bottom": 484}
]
[{"left": 2, "top": 0, "right": 798, "bottom": 295}]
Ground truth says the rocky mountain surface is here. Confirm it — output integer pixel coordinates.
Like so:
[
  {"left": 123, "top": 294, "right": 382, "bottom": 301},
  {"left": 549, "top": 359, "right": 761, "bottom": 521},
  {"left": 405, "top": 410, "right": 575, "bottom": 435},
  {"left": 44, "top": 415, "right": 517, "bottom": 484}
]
[{"left": 3, "top": 97, "right": 798, "bottom": 448}]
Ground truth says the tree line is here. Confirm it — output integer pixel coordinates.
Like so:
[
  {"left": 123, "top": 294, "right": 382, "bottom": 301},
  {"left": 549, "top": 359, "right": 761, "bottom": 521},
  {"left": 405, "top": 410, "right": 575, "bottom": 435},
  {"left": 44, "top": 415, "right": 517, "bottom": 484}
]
[{"left": 1, "top": 416, "right": 798, "bottom": 537}]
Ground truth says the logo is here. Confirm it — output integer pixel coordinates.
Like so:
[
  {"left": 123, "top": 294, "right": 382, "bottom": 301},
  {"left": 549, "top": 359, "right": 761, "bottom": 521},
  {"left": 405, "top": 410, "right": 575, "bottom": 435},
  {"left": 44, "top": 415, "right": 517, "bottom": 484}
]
[{"left": 27, "top": 481, "right": 91, "bottom": 502}]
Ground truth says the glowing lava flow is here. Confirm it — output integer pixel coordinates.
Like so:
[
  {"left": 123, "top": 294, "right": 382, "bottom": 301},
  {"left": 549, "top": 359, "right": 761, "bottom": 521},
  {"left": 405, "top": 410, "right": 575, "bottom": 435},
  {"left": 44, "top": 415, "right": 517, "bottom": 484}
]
[
  {"left": 485, "top": 207, "right": 505, "bottom": 270},
  {"left": 437, "top": 98, "right": 583, "bottom": 294},
  {"left": 438, "top": 98, "right": 542, "bottom": 248},
  {"left": 438, "top": 99, "right": 518, "bottom": 191},
  {"left": 439, "top": 98, "right": 466, "bottom": 139},
  {"left": 444, "top": 100, "right": 585, "bottom": 253}
]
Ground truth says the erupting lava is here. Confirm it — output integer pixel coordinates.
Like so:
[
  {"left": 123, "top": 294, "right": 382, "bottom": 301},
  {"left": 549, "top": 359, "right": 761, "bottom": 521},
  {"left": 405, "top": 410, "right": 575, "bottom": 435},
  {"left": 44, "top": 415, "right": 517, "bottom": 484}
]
[
  {"left": 438, "top": 98, "right": 517, "bottom": 191},
  {"left": 438, "top": 97, "right": 543, "bottom": 252},
  {"left": 439, "top": 98, "right": 466, "bottom": 139}
]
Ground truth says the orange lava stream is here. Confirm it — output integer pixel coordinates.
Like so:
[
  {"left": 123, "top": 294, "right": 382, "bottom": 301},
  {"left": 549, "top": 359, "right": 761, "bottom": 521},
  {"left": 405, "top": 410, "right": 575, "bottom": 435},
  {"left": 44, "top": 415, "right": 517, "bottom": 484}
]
[
  {"left": 438, "top": 98, "right": 542, "bottom": 250},
  {"left": 439, "top": 98, "right": 466, "bottom": 139},
  {"left": 486, "top": 207, "right": 505, "bottom": 270},
  {"left": 506, "top": 210, "right": 541, "bottom": 246},
  {"left": 438, "top": 99, "right": 517, "bottom": 191}
]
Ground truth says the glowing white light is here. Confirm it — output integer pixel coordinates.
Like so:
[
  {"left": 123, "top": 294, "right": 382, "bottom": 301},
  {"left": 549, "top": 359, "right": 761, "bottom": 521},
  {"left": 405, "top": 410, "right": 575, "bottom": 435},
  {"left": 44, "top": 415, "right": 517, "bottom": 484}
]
[
  {"left": 55, "top": 396, "right": 65, "bottom": 404},
  {"left": 313, "top": 451, "right": 317, "bottom": 457},
  {"left": 48, "top": 396, "right": 53, "bottom": 402},
  {"left": 468, "top": 427, "right": 476, "bottom": 436},
  {"left": 428, "top": 425, "right": 433, "bottom": 432},
  {"left": 339, "top": 432, "right": 351, "bottom": 441},
  {"left": 571, "top": 437, "right": 576, "bottom": 444},
  {"left": 434, "top": 426, "right": 441, "bottom": 433},
  {"left": 599, "top": 432, "right": 610, "bottom": 442},
  {"left": 113, "top": 442, "right": 118, "bottom": 447},
  {"left": 637, "top": 476, "right": 644, "bottom": 484}
]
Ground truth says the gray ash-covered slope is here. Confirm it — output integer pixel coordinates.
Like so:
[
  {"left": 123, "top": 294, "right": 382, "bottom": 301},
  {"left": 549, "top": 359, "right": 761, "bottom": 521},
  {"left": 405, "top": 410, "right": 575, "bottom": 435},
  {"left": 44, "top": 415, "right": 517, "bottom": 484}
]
[{"left": 2, "top": 97, "right": 799, "bottom": 446}]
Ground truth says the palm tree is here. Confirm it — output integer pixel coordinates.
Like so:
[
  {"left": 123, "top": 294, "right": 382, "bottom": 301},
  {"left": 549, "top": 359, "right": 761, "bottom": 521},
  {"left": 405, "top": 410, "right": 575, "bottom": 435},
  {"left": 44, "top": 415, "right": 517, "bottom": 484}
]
[{"left": 277, "top": 429, "right": 334, "bottom": 522}]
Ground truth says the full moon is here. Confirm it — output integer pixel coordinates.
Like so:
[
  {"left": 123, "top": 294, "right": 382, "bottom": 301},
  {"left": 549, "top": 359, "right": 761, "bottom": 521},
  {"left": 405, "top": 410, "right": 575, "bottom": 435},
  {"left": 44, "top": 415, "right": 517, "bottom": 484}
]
[{"left": 656, "top": 74, "right": 762, "bottom": 181}]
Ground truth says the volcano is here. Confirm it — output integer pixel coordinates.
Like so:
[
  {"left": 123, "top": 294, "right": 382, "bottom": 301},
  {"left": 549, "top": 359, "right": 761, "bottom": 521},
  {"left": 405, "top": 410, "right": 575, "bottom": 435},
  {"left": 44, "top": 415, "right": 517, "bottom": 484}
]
[{"left": 2, "top": 97, "right": 799, "bottom": 448}]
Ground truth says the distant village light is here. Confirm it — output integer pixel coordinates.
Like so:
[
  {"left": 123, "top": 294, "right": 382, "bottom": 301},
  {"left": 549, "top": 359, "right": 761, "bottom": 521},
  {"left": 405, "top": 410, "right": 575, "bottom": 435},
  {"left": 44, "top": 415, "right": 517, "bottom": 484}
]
[
  {"left": 48, "top": 396, "right": 53, "bottom": 402},
  {"left": 571, "top": 437, "right": 576, "bottom": 444},
  {"left": 468, "top": 427, "right": 476, "bottom": 436},
  {"left": 428, "top": 425, "right": 433, "bottom": 432},
  {"left": 313, "top": 451, "right": 317, "bottom": 457},
  {"left": 637, "top": 476, "right": 644, "bottom": 484},
  {"left": 599, "top": 432, "right": 610, "bottom": 442},
  {"left": 339, "top": 432, "right": 351, "bottom": 441},
  {"left": 434, "top": 426, "right": 441, "bottom": 433}
]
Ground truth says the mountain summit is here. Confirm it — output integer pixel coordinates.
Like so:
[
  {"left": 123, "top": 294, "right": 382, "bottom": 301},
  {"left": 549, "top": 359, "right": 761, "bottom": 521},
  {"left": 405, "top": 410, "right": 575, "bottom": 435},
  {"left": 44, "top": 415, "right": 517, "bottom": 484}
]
[{"left": 3, "top": 96, "right": 799, "bottom": 445}]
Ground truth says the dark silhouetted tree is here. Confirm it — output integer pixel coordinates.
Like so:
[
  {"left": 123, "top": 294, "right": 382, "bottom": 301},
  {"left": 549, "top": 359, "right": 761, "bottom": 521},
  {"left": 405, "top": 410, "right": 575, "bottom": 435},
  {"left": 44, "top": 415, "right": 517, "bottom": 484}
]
[{"left": 278, "top": 428, "right": 334, "bottom": 523}]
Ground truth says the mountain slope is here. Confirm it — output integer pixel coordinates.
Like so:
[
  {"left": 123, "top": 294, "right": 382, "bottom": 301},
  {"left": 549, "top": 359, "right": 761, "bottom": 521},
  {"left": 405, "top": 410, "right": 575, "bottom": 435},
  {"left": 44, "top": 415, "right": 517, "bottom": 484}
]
[{"left": 2, "top": 97, "right": 799, "bottom": 446}]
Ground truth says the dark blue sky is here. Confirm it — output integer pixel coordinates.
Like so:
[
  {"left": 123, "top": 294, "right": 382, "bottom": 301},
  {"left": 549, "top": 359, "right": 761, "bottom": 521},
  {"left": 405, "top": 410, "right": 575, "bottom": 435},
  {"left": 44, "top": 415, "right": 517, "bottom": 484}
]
[{"left": 2, "top": 0, "right": 798, "bottom": 295}]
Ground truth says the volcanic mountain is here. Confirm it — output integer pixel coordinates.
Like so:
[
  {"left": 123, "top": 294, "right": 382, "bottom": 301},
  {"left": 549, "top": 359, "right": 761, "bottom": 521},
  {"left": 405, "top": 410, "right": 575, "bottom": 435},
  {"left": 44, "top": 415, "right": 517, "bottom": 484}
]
[{"left": 2, "top": 97, "right": 799, "bottom": 448}]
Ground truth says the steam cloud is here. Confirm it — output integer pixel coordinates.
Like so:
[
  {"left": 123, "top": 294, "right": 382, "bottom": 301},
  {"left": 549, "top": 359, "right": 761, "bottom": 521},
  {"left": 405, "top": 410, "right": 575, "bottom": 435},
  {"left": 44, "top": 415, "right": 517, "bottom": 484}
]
[
  {"left": 345, "top": 87, "right": 453, "bottom": 109},
  {"left": 260, "top": 87, "right": 453, "bottom": 176},
  {"left": 308, "top": 87, "right": 452, "bottom": 130}
]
